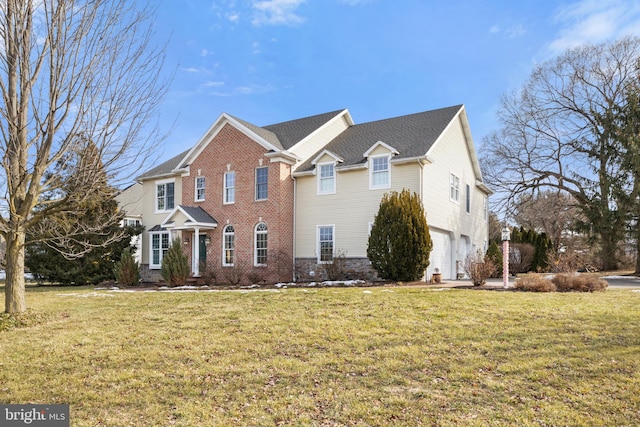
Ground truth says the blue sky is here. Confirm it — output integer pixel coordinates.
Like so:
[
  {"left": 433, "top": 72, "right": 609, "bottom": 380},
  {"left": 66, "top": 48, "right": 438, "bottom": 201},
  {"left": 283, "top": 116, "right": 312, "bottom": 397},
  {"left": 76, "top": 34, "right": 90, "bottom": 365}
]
[{"left": 150, "top": 0, "right": 640, "bottom": 165}]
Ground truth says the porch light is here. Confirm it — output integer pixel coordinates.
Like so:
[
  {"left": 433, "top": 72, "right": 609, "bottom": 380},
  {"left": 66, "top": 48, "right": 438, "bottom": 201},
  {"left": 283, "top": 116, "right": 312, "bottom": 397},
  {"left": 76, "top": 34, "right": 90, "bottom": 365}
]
[
  {"left": 183, "top": 235, "right": 190, "bottom": 245},
  {"left": 205, "top": 235, "right": 211, "bottom": 245}
]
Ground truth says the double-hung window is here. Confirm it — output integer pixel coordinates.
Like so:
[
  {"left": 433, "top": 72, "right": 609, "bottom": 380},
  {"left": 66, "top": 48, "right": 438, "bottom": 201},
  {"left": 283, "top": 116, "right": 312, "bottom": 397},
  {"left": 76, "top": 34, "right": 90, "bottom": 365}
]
[
  {"left": 150, "top": 231, "right": 170, "bottom": 269},
  {"left": 254, "top": 223, "right": 268, "bottom": 266},
  {"left": 195, "top": 177, "right": 205, "bottom": 202},
  {"left": 450, "top": 173, "right": 460, "bottom": 202},
  {"left": 224, "top": 171, "right": 235, "bottom": 204},
  {"left": 318, "top": 225, "right": 334, "bottom": 263},
  {"left": 318, "top": 163, "right": 335, "bottom": 194},
  {"left": 465, "top": 184, "right": 471, "bottom": 213},
  {"left": 255, "top": 167, "right": 268, "bottom": 201},
  {"left": 370, "top": 156, "right": 390, "bottom": 189},
  {"left": 156, "top": 181, "right": 175, "bottom": 212}
]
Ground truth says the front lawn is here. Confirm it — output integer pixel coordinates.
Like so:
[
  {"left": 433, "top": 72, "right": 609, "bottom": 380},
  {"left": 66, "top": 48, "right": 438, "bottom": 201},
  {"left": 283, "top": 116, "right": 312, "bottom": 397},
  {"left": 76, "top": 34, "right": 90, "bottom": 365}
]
[{"left": 1, "top": 286, "right": 639, "bottom": 426}]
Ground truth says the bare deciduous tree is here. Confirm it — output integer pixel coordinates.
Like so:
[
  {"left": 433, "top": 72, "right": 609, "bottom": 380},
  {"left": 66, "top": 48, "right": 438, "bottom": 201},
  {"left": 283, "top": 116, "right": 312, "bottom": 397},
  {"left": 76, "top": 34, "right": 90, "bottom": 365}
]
[
  {"left": 0, "top": 0, "right": 167, "bottom": 313},
  {"left": 481, "top": 36, "right": 640, "bottom": 271},
  {"left": 512, "top": 191, "right": 583, "bottom": 251}
]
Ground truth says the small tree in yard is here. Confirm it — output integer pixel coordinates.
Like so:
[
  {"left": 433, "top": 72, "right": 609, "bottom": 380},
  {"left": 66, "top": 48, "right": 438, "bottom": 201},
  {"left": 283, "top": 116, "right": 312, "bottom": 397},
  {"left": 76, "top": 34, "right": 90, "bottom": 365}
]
[
  {"left": 160, "top": 240, "right": 190, "bottom": 287},
  {"left": 367, "top": 189, "right": 433, "bottom": 282},
  {"left": 114, "top": 248, "right": 140, "bottom": 287}
]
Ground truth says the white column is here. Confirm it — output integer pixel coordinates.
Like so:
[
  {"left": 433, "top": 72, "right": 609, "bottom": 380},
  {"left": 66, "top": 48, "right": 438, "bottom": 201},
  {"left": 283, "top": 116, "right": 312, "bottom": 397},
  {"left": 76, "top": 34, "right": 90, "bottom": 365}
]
[{"left": 193, "top": 228, "right": 200, "bottom": 277}]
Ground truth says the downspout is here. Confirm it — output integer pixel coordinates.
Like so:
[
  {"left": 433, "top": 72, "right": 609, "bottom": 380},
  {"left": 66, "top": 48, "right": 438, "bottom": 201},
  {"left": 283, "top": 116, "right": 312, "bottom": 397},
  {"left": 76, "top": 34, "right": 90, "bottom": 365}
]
[
  {"left": 291, "top": 173, "right": 297, "bottom": 282},
  {"left": 418, "top": 158, "right": 426, "bottom": 281}
]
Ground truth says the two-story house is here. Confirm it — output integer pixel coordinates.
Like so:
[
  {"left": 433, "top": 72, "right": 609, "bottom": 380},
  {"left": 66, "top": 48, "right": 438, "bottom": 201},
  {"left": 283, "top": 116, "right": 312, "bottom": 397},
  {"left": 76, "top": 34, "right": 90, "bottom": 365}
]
[{"left": 127, "top": 104, "right": 490, "bottom": 284}]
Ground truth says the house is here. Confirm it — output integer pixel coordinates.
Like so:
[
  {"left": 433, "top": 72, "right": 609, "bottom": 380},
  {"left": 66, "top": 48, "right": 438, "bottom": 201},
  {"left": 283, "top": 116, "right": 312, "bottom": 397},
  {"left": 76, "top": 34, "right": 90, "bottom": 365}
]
[{"left": 126, "top": 105, "right": 490, "bottom": 284}]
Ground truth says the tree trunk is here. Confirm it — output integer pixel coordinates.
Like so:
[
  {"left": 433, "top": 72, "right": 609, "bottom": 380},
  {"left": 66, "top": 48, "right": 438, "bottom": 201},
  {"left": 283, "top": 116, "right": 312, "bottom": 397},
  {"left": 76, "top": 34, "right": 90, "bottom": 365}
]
[
  {"left": 5, "top": 229, "right": 27, "bottom": 313},
  {"left": 635, "top": 221, "right": 640, "bottom": 275},
  {"left": 600, "top": 232, "right": 619, "bottom": 272}
]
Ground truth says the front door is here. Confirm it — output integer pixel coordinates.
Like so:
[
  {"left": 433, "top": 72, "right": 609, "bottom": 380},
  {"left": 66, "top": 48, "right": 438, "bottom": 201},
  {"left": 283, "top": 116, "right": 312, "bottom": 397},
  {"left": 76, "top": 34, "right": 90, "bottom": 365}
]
[{"left": 198, "top": 234, "right": 207, "bottom": 273}]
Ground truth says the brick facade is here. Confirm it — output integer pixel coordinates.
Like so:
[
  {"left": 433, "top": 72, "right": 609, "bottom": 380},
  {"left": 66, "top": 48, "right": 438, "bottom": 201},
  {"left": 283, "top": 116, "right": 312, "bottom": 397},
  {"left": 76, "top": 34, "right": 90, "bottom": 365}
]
[{"left": 180, "top": 124, "right": 294, "bottom": 285}]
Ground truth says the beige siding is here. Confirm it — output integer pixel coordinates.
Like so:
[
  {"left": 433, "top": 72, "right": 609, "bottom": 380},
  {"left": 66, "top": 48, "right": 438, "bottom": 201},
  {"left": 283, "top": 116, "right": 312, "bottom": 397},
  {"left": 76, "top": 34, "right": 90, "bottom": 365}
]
[
  {"left": 116, "top": 183, "right": 144, "bottom": 217},
  {"left": 422, "top": 116, "right": 489, "bottom": 278},
  {"left": 139, "top": 175, "right": 183, "bottom": 265},
  {"left": 290, "top": 114, "right": 350, "bottom": 166},
  {"left": 295, "top": 162, "right": 419, "bottom": 259}
]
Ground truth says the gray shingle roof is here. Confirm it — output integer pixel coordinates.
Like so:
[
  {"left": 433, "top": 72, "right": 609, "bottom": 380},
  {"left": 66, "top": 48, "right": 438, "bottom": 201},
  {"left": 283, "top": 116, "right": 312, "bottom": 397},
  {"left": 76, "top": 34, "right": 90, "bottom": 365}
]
[
  {"left": 227, "top": 115, "right": 284, "bottom": 151},
  {"left": 263, "top": 109, "right": 346, "bottom": 150},
  {"left": 180, "top": 206, "right": 218, "bottom": 225},
  {"left": 137, "top": 149, "right": 190, "bottom": 181},
  {"left": 296, "top": 105, "right": 463, "bottom": 172}
]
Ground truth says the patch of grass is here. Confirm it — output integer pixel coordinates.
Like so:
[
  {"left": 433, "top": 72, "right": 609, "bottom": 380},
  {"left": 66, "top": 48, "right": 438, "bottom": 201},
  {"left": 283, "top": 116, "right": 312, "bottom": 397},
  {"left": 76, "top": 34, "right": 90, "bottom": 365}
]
[{"left": 0, "top": 286, "right": 639, "bottom": 426}]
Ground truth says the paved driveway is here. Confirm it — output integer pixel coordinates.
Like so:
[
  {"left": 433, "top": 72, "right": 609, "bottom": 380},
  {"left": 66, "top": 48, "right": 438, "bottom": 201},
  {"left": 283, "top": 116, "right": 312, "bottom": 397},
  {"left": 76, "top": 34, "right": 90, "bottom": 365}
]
[{"left": 601, "top": 276, "right": 640, "bottom": 289}]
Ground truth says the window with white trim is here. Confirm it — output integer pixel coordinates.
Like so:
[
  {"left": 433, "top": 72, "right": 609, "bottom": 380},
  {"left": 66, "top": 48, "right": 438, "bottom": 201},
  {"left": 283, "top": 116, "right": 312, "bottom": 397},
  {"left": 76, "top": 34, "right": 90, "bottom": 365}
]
[
  {"left": 195, "top": 176, "right": 205, "bottom": 201},
  {"left": 318, "top": 163, "right": 335, "bottom": 194},
  {"left": 450, "top": 173, "right": 460, "bottom": 202},
  {"left": 254, "top": 222, "right": 268, "bottom": 266},
  {"left": 223, "top": 225, "right": 235, "bottom": 266},
  {"left": 150, "top": 231, "right": 171, "bottom": 269},
  {"left": 224, "top": 171, "right": 235, "bottom": 204},
  {"left": 370, "top": 155, "right": 390, "bottom": 189},
  {"left": 255, "top": 167, "right": 268, "bottom": 201},
  {"left": 483, "top": 195, "right": 488, "bottom": 221},
  {"left": 156, "top": 181, "right": 175, "bottom": 212},
  {"left": 317, "top": 225, "right": 334, "bottom": 263},
  {"left": 465, "top": 184, "right": 471, "bottom": 213}
]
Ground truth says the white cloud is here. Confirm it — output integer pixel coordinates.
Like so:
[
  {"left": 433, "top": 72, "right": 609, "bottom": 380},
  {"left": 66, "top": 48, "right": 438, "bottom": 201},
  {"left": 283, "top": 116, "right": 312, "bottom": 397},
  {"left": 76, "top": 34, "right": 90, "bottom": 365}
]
[
  {"left": 202, "top": 81, "right": 225, "bottom": 88},
  {"left": 506, "top": 24, "right": 526, "bottom": 38},
  {"left": 200, "top": 49, "right": 214, "bottom": 57},
  {"left": 251, "top": 0, "right": 306, "bottom": 26},
  {"left": 549, "top": 0, "right": 640, "bottom": 53},
  {"left": 489, "top": 23, "right": 526, "bottom": 38},
  {"left": 338, "top": 0, "right": 374, "bottom": 5}
]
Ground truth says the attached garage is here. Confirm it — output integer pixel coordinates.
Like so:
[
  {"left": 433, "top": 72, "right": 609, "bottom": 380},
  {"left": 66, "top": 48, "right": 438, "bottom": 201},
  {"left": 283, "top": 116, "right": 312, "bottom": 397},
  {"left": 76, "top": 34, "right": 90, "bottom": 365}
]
[{"left": 428, "top": 229, "right": 453, "bottom": 280}]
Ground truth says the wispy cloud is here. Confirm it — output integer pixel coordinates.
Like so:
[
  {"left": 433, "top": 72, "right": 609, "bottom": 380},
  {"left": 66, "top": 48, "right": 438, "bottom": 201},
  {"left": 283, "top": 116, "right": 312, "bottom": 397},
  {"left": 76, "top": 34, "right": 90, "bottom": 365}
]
[
  {"left": 338, "top": 0, "right": 374, "bottom": 5},
  {"left": 549, "top": 0, "right": 640, "bottom": 53},
  {"left": 489, "top": 23, "right": 527, "bottom": 38},
  {"left": 251, "top": 0, "right": 306, "bottom": 26}
]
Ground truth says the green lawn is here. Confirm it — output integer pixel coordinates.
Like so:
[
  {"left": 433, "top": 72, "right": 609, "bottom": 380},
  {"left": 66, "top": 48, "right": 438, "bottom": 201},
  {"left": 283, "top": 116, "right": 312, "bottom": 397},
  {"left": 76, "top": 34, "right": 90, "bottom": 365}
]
[{"left": 1, "top": 285, "right": 639, "bottom": 426}]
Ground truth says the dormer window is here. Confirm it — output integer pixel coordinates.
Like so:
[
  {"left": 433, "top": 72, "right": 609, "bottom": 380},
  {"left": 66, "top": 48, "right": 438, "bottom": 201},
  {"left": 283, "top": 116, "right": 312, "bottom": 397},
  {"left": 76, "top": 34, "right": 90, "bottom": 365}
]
[
  {"left": 370, "top": 155, "right": 390, "bottom": 189},
  {"left": 317, "top": 163, "right": 336, "bottom": 195}
]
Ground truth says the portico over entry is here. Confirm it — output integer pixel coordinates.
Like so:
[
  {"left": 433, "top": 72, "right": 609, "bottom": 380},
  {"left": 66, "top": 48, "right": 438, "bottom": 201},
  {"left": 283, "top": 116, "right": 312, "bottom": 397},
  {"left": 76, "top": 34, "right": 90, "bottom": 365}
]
[{"left": 161, "top": 205, "right": 218, "bottom": 277}]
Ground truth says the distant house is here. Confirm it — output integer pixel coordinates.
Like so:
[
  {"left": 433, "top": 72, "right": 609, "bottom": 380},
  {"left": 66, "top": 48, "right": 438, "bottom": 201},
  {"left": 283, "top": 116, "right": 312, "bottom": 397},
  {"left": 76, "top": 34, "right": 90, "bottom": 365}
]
[{"left": 127, "top": 105, "right": 491, "bottom": 284}]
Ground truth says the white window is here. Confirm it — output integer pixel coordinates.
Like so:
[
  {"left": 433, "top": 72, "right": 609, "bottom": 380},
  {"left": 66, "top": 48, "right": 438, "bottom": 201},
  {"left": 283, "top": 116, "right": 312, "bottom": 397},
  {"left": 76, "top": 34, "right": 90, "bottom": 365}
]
[
  {"left": 465, "top": 184, "right": 471, "bottom": 213},
  {"left": 156, "top": 181, "right": 175, "bottom": 212},
  {"left": 484, "top": 195, "right": 488, "bottom": 221},
  {"left": 195, "top": 176, "right": 205, "bottom": 201},
  {"left": 450, "top": 173, "right": 460, "bottom": 202},
  {"left": 370, "top": 155, "right": 390, "bottom": 189},
  {"left": 317, "top": 163, "right": 335, "bottom": 194},
  {"left": 255, "top": 167, "right": 268, "bottom": 201},
  {"left": 224, "top": 171, "right": 235, "bottom": 204},
  {"left": 223, "top": 225, "right": 235, "bottom": 266},
  {"left": 317, "top": 225, "right": 334, "bottom": 263},
  {"left": 150, "top": 231, "right": 171, "bottom": 269},
  {"left": 254, "top": 222, "right": 268, "bottom": 266}
]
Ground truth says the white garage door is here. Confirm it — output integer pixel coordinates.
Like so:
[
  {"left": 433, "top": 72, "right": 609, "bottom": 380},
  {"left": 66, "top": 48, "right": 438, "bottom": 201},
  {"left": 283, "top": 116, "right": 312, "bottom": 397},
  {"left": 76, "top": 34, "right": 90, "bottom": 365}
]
[{"left": 428, "top": 229, "right": 453, "bottom": 280}]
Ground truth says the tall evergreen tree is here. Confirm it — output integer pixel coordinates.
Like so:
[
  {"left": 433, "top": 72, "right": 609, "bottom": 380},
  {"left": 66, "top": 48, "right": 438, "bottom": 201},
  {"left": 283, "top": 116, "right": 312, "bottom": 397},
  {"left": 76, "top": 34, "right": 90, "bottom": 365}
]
[
  {"left": 25, "top": 138, "right": 142, "bottom": 285},
  {"left": 367, "top": 190, "right": 433, "bottom": 281}
]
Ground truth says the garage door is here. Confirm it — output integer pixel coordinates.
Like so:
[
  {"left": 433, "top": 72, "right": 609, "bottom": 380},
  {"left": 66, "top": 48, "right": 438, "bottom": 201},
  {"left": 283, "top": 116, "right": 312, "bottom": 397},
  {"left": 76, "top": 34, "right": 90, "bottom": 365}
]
[{"left": 428, "top": 229, "right": 452, "bottom": 280}]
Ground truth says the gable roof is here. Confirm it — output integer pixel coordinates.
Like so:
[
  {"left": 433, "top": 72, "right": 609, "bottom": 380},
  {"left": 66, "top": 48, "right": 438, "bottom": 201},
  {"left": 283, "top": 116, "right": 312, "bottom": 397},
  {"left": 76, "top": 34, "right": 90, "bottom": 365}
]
[
  {"left": 136, "top": 149, "right": 190, "bottom": 181},
  {"left": 263, "top": 110, "right": 347, "bottom": 150},
  {"left": 161, "top": 205, "right": 218, "bottom": 229},
  {"left": 295, "top": 105, "right": 463, "bottom": 172}
]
